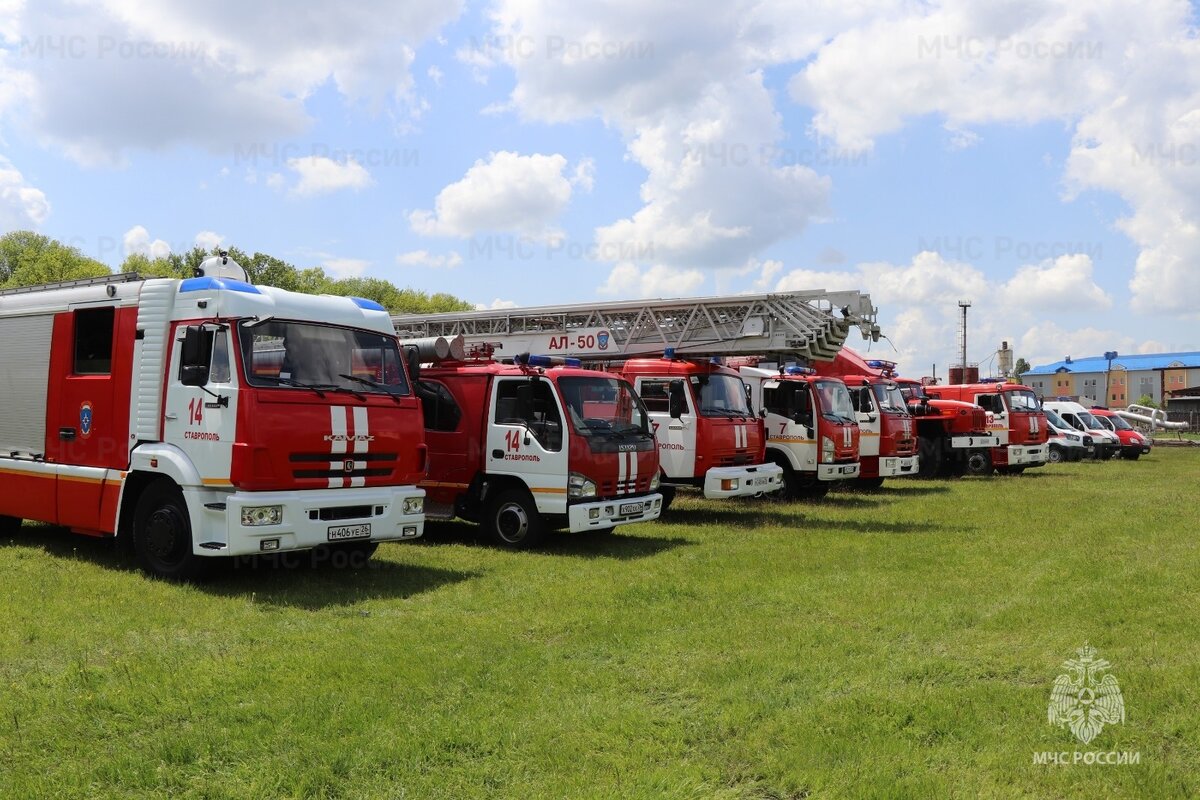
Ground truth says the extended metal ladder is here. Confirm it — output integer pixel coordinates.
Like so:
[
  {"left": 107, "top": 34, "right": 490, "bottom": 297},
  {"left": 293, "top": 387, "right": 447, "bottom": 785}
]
[{"left": 393, "top": 290, "right": 880, "bottom": 361}]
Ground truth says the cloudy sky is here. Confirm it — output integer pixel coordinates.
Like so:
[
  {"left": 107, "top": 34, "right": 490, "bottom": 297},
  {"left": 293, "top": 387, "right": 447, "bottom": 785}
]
[{"left": 2, "top": 0, "right": 1199, "bottom": 375}]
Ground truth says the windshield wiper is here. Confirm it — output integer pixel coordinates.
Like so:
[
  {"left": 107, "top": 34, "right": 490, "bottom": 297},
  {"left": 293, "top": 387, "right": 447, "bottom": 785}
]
[
  {"left": 339, "top": 373, "right": 401, "bottom": 403},
  {"left": 259, "top": 375, "right": 326, "bottom": 398},
  {"left": 312, "top": 382, "right": 366, "bottom": 401}
]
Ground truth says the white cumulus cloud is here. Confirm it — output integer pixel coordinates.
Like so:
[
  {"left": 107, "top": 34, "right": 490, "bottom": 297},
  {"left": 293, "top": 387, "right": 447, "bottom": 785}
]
[
  {"left": 598, "top": 262, "right": 706, "bottom": 299},
  {"left": 123, "top": 224, "right": 170, "bottom": 259},
  {"left": 410, "top": 151, "right": 574, "bottom": 239},
  {"left": 0, "top": 156, "right": 50, "bottom": 229},
  {"left": 286, "top": 156, "right": 373, "bottom": 197},
  {"left": 194, "top": 230, "right": 225, "bottom": 250},
  {"left": 396, "top": 249, "right": 463, "bottom": 269}
]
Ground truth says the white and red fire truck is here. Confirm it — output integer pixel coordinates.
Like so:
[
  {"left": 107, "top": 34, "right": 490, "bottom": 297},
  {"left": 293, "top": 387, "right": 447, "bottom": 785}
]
[
  {"left": 0, "top": 255, "right": 427, "bottom": 579},
  {"left": 393, "top": 291, "right": 881, "bottom": 507},
  {"left": 928, "top": 381, "right": 1050, "bottom": 474},
  {"left": 737, "top": 365, "right": 864, "bottom": 497},
  {"left": 616, "top": 354, "right": 783, "bottom": 504},
  {"left": 408, "top": 343, "right": 662, "bottom": 547}
]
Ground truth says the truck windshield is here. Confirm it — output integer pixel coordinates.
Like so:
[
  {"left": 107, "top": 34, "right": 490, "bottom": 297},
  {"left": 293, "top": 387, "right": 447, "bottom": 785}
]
[
  {"left": 689, "top": 374, "right": 753, "bottom": 417},
  {"left": 872, "top": 382, "right": 908, "bottom": 413},
  {"left": 238, "top": 320, "right": 410, "bottom": 396},
  {"left": 898, "top": 382, "right": 926, "bottom": 403},
  {"left": 1004, "top": 389, "right": 1041, "bottom": 412},
  {"left": 1076, "top": 411, "right": 1103, "bottom": 429},
  {"left": 1094, "top": 415, "right": 1115, "bottom": 431},
  {"left": 816, "top": 380, "right": 855, "bottom": 422},
  {"left": 558, "top": 376, "right": 650, "bottom": 435}
]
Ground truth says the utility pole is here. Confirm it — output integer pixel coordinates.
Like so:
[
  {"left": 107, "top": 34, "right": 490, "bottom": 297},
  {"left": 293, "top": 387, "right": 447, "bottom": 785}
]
[
  {"left": 1104, "top": 350, "right": 1118, "bottom": 406},
  {"left": 957, "top": 300, "right": 971, "bottom": 373}
]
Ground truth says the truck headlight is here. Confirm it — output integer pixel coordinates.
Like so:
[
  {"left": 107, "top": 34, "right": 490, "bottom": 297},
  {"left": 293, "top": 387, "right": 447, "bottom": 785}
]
[
  {"left": 568, "top": 472, "right": 597, "bottom": 499},
  {"left": 402, "top": 497, "right": 423, "bottom": 515},
  {"left": 649, "top": 472, "right": 660, "bottom": 491},
  {"left": 241, "top": 505, "right": 282, "bottom": 526},
  {"left": 821, "top": 436, "right": 835, "bottom": 463}
]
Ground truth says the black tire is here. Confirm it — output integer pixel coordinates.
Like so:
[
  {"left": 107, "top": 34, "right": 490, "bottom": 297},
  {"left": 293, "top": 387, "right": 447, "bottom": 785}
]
[
  {"left": 659, "top": 484, "right": 676, "bottom": 512},
  {"left": 1048, "top": 446, "right": 1064, "bottom": 464},
  {"left": 485, "top": 488, "right": 545, "bottom": 549},
  {"left": 917, "top": 436, "right": 944, "bottom": 478},
  {"left": 857, "top": 477, "right": 885, "bottom": 491},
  {"left": 0, "top": 515, "right": 22, "bottom": 536},
  {"left": 964, "top": 450, "right": 992, "bottom": 476},
  {"left": 132, "top": 481, "right": 210, "bottom": 581}
]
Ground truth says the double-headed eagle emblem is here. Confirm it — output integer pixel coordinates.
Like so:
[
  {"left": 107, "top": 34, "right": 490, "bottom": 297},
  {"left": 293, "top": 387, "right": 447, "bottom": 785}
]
[{"left": 1048, "top": 643, "right": 1125, "bottom": 744}]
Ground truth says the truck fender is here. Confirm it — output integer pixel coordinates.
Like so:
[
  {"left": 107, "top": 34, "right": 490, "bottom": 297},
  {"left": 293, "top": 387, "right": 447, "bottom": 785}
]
[
  {"left": 127, "top": 443, "right": 204, "bottom": 488},
  {"left": 765, "top": 442, "right": 803, "bottom": 472}
]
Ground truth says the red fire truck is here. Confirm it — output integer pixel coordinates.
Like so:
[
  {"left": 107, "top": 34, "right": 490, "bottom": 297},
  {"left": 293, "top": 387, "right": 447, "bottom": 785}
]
[
  {"left": 392, "top": 291, "right": 883, "bottom": 506},
  {"left": 412, "top": 347, "right": 663, "bottom": 548},
  {"left": 0, "top": 255, "right": 427, "bottom": 579},
  {"left": 812, "top": 348, "right": 999, "bottom": 477},
  {"left": 735, "top": 364, "right": 861, "bottom": 497},
  {"left": 926, "top": 381, "right": 1050, "bottom": 473},
  {"left": 615, "top": 354, "right": 783, "bottom": 505}
]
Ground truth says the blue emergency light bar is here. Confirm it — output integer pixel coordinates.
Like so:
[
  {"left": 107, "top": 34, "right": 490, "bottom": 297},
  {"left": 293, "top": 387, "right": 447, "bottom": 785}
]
[
  {"left": 784, "top": 365, "right": 816, "bottom": 375},
  {"left": 663, "top": 347, "right": 676, "bottom": 359},
  {"left": 865, "top": 359, "right": 897, "bottom": 370},
  {"left": 520, "top": 354, "right": 582, "bottom": 368}
]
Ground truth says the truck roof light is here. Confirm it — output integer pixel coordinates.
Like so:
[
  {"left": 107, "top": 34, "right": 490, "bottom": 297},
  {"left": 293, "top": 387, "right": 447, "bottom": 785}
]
[
  {"left": 784, "top": 365, "right": 815, "bottom": 375},
  {"left": 663, "top": 347, "right": 676, "bottom": 360},
  {"left": 521, "top": 354, "right": 582, "bottom": 368}
]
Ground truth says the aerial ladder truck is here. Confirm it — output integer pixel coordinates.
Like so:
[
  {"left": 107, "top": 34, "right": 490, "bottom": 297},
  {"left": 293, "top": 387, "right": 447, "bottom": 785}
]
[{"left": 394, "top": 290, "right": 880, "bottom": 504}]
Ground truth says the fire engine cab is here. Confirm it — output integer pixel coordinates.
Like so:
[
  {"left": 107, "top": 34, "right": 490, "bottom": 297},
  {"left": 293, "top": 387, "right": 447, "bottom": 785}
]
[
  {"left": 411, "top": 345, "right": 663, "bottom": 548},
  {"left": 616, "top": 355, "right": 783, "bottom": 504},
  {"left": 737, "top": 365, "right": 861, "bottom": 497},
  {"left": 0, "top": 255, "right": 427, "bottom": 579},
  {"left": 927, "top": 381, "right": 1049, "bottom": 473}
]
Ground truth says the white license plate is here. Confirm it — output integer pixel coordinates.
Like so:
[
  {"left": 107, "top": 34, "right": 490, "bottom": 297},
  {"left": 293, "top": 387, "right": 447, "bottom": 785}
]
[
  {"left": 840, "top": 466, "right": 856, "bottom": 474},
  {"left": 619, "top": 502, "right": 643, "bottom": 515},
  {"left": 328, "top": 523, "right": 371, "bottom": 541},
  {"left": 746, "top": 476, "right": 771, "bottom": 486}
]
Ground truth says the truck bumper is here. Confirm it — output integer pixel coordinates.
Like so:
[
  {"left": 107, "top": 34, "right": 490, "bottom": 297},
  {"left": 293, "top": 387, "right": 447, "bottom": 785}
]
[
  {"left": 878, "top": 455, "right": 919, "bottom": 477},
  {"left": 190, "top": 485, "right": 425, "bottom": 557},
  {"left": 1006, "top": 444, "right": 1047, "bottom": 467},
  {"left": 817, "top": 462, "right": 860, "bottom": 481},
  {"left": 566, "top": 493, "right": 663, "bottom": 532},
  {"left": 950, "top": 434, "right": 1002, "bottom": 448},
  {"left": 702, "top": 463, "right": 784, "bottom": 499}
]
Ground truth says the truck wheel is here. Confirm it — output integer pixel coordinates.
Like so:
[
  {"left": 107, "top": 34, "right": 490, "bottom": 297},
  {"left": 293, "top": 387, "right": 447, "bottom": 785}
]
[
  {"left": 659, "top": 484, "right": 676, "bottom": 512},
  {"left": 133, "top": 482, "right": 209, "bottom": 581},
  {"left": 1048, "top": 446, "right": 1064, "bottom": 464},
  {"left": 0, "top": 515, "right": 21, "bottom": 535},
  {"left": 964, "top": 450, "right": 992, "bottom": 476},
  {"left": 917, "top": 437, "right": 943, "bottom": 478},
  {"left": 485, "top": 489, "right": 545, "bottom": 549}
]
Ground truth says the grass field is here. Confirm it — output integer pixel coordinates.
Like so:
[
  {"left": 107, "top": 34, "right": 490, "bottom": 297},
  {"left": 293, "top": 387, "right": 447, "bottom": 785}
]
[{"left": 2, "top": 451, "right": 1199, "bottom": 799}]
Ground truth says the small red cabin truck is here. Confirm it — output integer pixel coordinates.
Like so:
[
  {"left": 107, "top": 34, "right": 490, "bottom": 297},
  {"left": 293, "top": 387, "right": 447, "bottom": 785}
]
[
  {"left": 614, "top": 353, "right": 783, "bottom": 507},
  {"left": 0, "top": 255, "right": 427, "bottom": 579},
  {"left": 411, "top": 348, "right": 663, "bottom": 548},
  {"left": 736, "top": 364, "right": 863, "bottom": 498}
]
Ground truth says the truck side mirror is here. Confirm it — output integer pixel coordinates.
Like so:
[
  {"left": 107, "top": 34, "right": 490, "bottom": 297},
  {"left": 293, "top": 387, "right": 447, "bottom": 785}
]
[
  {"left": 180, "top": 325, "right": 210, "bottom": 386},
  {"left": 405, "top": 346, "right": 420, "bottom": 383},
  {"left": 668, "top": 379, "right": 686, "bottom": 419}
]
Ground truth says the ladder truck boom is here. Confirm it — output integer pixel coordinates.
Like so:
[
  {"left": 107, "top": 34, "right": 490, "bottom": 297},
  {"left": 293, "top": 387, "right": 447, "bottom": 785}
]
[{"left": 393, "top": 290, "right": 880, "bottom": 363}]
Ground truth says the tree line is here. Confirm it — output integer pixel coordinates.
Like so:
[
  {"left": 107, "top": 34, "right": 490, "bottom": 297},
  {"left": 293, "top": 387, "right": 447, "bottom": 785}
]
[{"left": 0, "top": 231, "right": 473, "bottom": 314}]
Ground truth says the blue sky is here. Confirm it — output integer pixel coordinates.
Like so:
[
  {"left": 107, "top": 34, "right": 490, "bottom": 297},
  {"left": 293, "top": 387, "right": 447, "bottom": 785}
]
[{"left": 2, "top": 0, "right": 1199, "bottom": 375}]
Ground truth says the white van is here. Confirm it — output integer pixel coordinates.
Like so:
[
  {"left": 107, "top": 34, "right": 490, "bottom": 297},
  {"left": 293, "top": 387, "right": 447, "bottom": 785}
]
[
  {"left": 1041, "top": 408, "right": 1091, "bottom": 463},
  {"left": 1041, "top": 400, "right": 1119, "bottom": 460}
]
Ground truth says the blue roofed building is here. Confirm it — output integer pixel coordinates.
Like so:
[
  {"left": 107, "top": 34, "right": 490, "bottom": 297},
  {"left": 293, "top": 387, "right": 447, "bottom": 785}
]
[{"left": 1025, "top": 352, "right": 1200, "bottom": 406}]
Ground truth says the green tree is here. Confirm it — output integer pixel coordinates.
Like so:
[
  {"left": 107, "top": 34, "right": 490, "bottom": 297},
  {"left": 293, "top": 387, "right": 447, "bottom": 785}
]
[
  {"left": 0, "top": 230, "right": 109, "bottom": 288},
  {"left": 1012, "top": 357, "right": 1031, "bottom": 382},
  {"left": 1136, "top": 394, "right": 1158, "bottom": 409}
]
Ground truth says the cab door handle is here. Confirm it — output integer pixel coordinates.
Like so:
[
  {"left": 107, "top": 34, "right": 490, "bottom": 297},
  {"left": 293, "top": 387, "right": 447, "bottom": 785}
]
[
  {"left": 165, "top": 413, "right": 178, "bottom": 420},
  {"left": 59, "top": 427, "right": 76, "bottom": 440}
]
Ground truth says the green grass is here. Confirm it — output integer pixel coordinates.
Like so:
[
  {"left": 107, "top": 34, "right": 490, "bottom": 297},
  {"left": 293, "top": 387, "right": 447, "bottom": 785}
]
[{"left": 2, "top": 452, "right": 1199, "bottom": 799}]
